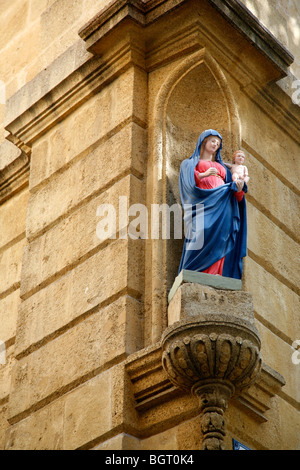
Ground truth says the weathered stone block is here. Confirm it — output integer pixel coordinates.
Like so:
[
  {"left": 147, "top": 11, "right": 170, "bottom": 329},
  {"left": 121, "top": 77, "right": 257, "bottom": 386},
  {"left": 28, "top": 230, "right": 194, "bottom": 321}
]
[
  {"left": 64, "top": 361, "right": 136, "bottom": 450},
  {"left": 28, "top": 0, "right": 57, "bottom": 22},
  {"left": 5, "top": 363, "right": 131, "bottom": 450},
  {"left": 92, "top": 433, "right": 141, "bottom": 450},
  {"left": 5, "top": 398, "right": 64, "bottom": 450},
  {"left": 246, "top": 151, "right": 299, "bottom": 240},
  {"left": 9, "top": 294, "right": 142, "bottom": 422},
  {"left": 0, "top": 344, "right": 15, "bottom": 402},
  {"left": 15, "top": 235, "right": 144, "bottom": 358},
  {"left": 168, "top": 279, "right": 254, "bottom": 326},
  {"left": 0, "top": 403, "right": 8, "bottom": 450},
  {"left": 0, "top": 0, "right": 29, "bottom": 51},
  {"left": 244, "top": 257, "right": 300, "bottom": 345},
  {"left": 0, "top": 238, "right": 27, "bottom": 296},
  {"left": 247, "top": 202, "right": 300, "bottom": 287},
  {"left": 241, "top": 108, "right": 299, "bottom": 190},
  {"left": 39, "top": 0, "right": 83, "bottom": 51},
  {"left": 139, "top": 419, "right": 199, "bottom": 450},
  {"left": 26, "top": 122, "right": 145, "bottom": 239},
  {"left": 0, "top": 189, "right": 28, "bottom": 249},
  {"left": 63, "top": 369, "right": 112, "bottom": 449},
  {"left": 0, "top": 140, "right": 22, "bottom": 171},
  {"left": 258, "top": 321, "right": 300, "bottom": 404},
  {"left": 275, "top": 398, "right": 300, "bottom": 450},
  {"left": 5, "top": 363, "right": 129, "bottom": 450},
  {"left": 0, "top": 289, "right": 20, "bottom": 343},
  {"left": 21, "top": 174, "right": 144, "bottom": 299},
  {"left": 29, "top": 67, "right": 146, "bottom": 189},
  {"left": 0, "top": 17, "right": 40, "bottom": 86}
]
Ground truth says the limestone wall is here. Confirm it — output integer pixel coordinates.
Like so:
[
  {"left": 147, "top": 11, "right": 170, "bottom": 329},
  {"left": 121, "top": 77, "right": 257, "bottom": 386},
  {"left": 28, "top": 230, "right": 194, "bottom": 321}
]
[{"left": 0, "top": 0, "right": 299, "bottom": 450}]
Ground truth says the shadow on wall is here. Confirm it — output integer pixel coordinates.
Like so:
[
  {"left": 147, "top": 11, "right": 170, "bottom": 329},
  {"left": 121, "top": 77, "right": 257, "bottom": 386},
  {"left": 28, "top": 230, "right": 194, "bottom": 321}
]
[{"left": 239, "top": 0, "right": 300, "bottom": 76}]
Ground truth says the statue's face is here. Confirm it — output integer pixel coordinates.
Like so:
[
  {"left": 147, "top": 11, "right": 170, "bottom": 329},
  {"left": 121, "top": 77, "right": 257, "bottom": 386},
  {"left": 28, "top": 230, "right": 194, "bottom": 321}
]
[
  {"left": 234, "top": 152, "right": 245, "bottom": 164},
  {"left": 205, "top": 136, "right": 221, "bottom": 153}
]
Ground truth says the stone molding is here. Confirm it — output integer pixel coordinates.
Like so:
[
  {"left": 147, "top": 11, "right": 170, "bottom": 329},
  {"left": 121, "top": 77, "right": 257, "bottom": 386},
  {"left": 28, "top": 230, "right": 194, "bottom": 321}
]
[
  {"left": 79, "top": 0, "right": 293, "bottom": 75},
  {"left": 4, "top": 0, "right": 299, "bottom": 150},
  {"left": 126, "top": 343, "right": 285, "bottom": 433},
  {"left": 2, "top": 0, "right": 298, "bottom": 210},
  {"left": 0, "top": 140, "right": 30, "bottom": 205},
  {"left": 207, "top": 0, "right": 294, "bottom": 73},
  {"left": 4, "top": 39, "right": 141, "bottom": 148}
]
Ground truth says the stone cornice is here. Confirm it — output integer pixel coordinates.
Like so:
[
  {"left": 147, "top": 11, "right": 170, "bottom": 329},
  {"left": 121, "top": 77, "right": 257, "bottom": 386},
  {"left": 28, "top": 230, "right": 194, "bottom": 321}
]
[
  {"left": 78, "top": 0, "right": 185, "bottom": 51},
  {"left": 0, "top": 141, "right": 30, "bottom": 205},
  {"left": 2, "top": 0, "right": 299, "bottom": 199},
  {"left": 79, "top": 0, "right": 293, "bottom": 75},
  {"left": 4, "top": 0, "right": 297, "bottom": 150},
  {"left": 242, "top": 81, "right": 300, "bottom": 143},
  {"left": 4, "top": 36, "right": 142, "bottom": 147},
  {"left": 207, "top": 0, "right": 294, "bottom": 73},
  {"left": 126, "top": 343, "right": 285, "bottom": 435}
]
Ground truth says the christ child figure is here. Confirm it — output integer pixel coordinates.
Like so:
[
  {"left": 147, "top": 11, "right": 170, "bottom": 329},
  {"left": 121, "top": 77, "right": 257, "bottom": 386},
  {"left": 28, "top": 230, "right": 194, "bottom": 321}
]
[{"left": 225, "top": 150, "right": 249, "bottom": 185}]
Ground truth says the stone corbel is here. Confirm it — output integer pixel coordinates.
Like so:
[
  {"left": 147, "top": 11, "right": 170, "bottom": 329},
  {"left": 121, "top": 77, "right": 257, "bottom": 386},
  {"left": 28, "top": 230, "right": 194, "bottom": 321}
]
[
  {"left": 126, "top": 278, "right": 285, "bottom": 448},
  {"left": 161, "top": 281, "right": 262, "bottom": 449},
  {"left": 161, "top": 322, "right": 261, "bottom": 449},
  {"left": 160, "top": 272, "right": 284, "bottom": 450},
  {"left": 126, "top": 343, "right": 284, "bottom": 443}
]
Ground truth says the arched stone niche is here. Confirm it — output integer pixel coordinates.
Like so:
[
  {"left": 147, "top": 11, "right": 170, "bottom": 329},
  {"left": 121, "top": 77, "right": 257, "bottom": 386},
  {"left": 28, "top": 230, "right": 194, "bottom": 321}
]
[{"left": 148, "top": 49, "right": 241, "bottom": 342}]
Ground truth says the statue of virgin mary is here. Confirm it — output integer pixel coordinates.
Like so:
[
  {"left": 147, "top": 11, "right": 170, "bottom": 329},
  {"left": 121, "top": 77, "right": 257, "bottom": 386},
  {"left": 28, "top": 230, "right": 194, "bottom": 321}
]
[{"left": 178, "top": 129, "right": 247, "bottom": 280}]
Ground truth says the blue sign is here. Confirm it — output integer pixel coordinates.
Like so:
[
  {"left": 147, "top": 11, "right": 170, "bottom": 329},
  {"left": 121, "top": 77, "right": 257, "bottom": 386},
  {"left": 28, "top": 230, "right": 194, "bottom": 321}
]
[{"left": 233, "top": 439, "right": 251, "bottom": 450}]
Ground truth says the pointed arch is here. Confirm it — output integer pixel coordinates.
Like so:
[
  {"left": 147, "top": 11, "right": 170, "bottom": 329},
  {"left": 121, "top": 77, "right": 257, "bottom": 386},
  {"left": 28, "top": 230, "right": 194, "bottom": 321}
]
[{"left": 145, "top": 48, "right": 241, "bottom": 344}]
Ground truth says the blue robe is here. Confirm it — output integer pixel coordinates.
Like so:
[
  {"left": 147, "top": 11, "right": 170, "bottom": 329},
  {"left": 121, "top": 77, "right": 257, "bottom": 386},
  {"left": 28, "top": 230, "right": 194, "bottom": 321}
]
[{"left": 178, "top": 129, "right": 247, "bottom": 279}]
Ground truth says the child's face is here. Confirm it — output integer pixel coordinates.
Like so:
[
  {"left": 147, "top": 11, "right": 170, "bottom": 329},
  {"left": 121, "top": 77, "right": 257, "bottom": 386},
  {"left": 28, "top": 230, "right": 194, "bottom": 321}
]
[{"left": 234, "top": 152, "right": 245, "bottom": 165}]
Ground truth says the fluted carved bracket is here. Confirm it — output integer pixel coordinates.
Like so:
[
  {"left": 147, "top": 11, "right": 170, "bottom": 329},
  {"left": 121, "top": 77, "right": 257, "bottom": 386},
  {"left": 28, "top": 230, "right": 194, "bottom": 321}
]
[
  {"left": 161, "top": 277, "right": 263, "bottom": 450},
  {"left": 162, "top": 323, "right": 262, "bottom": 393}
]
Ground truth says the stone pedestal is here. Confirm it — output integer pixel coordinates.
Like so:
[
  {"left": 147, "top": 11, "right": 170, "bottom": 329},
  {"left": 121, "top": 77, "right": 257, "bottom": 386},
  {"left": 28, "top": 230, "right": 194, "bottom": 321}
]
[{"left": 161, "top": 271, "right": 262, "bottom": 450}]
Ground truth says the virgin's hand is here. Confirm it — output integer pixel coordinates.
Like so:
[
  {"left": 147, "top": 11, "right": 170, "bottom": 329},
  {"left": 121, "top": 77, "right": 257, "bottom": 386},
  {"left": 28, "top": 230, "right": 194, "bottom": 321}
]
[{"left": 205, "top": 167, "right": 218, "bottom": 177}]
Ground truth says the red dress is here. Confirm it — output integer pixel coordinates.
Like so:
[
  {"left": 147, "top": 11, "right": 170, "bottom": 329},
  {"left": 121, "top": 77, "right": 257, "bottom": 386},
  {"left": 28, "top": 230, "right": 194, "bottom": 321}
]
[{"left": 194, "top": 160, "right": 225, "bottom": 275}]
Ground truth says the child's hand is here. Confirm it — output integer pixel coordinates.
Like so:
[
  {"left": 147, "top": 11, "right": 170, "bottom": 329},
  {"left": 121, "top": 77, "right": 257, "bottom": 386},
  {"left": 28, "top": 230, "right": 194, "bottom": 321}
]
[{"left": 236, "top": 180, "right": 244, "bottom": 192}]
